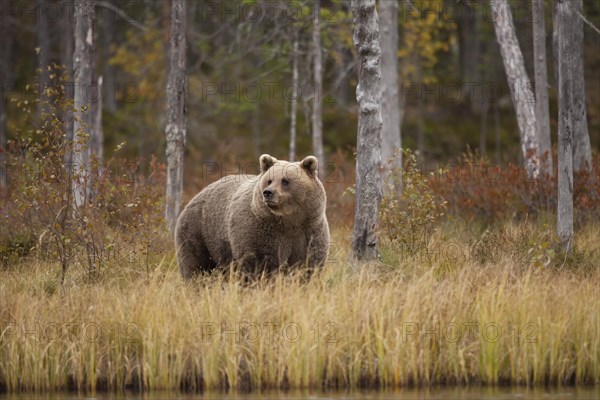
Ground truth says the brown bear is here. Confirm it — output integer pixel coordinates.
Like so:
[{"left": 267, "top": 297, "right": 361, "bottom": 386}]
[{"left": 175, "top": 154, "right": 330, "bottom": 279}]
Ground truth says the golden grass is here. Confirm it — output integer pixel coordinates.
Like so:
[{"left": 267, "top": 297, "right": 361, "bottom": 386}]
[{"left": 0, "top": 221, "right": 599, "bottom": 392}]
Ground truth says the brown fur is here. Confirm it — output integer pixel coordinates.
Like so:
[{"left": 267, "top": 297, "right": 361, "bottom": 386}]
[{"left": 175, "top": 154, "right": 330, "bottom": 279}]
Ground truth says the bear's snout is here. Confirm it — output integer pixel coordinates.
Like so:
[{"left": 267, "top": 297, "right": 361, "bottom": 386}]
[{"left": 263, "top": 189, "right": 274, "bottom": 201}]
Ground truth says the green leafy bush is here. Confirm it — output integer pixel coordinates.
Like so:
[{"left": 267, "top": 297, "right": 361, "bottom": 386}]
[{"left": 380, "top": 149, "right": 447, "bottom": 256}]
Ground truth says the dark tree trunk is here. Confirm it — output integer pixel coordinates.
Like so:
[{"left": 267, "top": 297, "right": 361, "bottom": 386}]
[
  {"left": 165, "top": 0, "right": 187, "bottom": 233},
  {"left": 570, "top": 0, "right": 592, "bottom": 173},
  {"left": 0, "top": 19, "right": 12, "bottom": 197},
  {"left": 532, "top": 0, "right": 553, "bottom": 176},
  {"left": 102, "top": 0, "right": 117, "bottom": 114},
  {"left": 458, "top": 0, "right": 482, "bottom": 112},
  {"left": 90, "top": 76, "right": 103, "bottom": 165},
  {"left": 494, "top": 102, "right": 501, "bottom": 164},
  {"left": 37, "top": 0, "right": 51, "bottom": 117},
  {"left": 416, "top": 54, "right": 424, "bottom": 164},
  {"left": 351, "top": 0, "right": 383, "bottom": 262},
  {"left": 252, "top": 104, "right": 260, "bottom": 158},
  {"left": 480, "top": 102, "right": 489, "bottom": 156}
]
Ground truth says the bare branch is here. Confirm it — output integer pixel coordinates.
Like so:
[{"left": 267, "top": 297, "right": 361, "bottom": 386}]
[{"left": 96, "top": 0, "right": 147, "bottom": 32}]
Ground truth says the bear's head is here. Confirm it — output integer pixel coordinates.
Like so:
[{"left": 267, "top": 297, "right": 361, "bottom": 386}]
[{"left": 253, "top": 154, "right": 326, "bottom": 221}]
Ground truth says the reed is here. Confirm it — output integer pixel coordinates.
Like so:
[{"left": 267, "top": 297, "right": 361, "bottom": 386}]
[{"left": 0, "top": 221, "right": 598, "bottom": 392}]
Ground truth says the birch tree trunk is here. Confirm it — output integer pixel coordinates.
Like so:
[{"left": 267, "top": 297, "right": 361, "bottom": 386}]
[
  {"left": 312, "top": 0, "right": 324, "bottom": 179},
  {"left": 165, "top": 0, "right": 187, "bottom": 233},
  {"left": 379, "top": 0, "right": 402, "bottom": 190},
  {"left": 72, "top": 0, "right": 95, "bottom": 209},
  {"left": 570, "top": 0, "right": 592, "bottom": 173},
  {"left": 289, "top": 31, "right": 299, "bottom": 162},
  {"left": 351, "top": 0, "right": 383, "bottom": 262},
  {"left": 532, "top": 0, "right": 553, "bottom": 176},
  {"left": 490, "top": 0, "right": 539, "bottom": 178},
  {"left": 556, "top": 0, "right": 574, "bottom": 250}
]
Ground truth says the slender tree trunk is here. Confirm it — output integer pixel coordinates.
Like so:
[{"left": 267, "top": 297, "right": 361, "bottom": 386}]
[
  {"left": 532, "top": 0, "right": 553, "bottom": 176},
  {"left": 61, "top": 2, "right": 74, "bottom": 167},
  {"left": 72, "top": 0, "right": 95, "bottom": 209},
  {"left": 379, "top": 0, "right": 402, "bottom": 190},
  {"left": 289, "top": 31, "right": 299, "bottom": 162},
  {"left": 163, "top": 0, "right": 172, "bottom": 51},
  {"left": 37, "top": 0, "right": 51, "bottom": 117},
  {"left": 458, "top": 0, "right": 476, "bottom": 86},
  {"left": 0, "top": 85, "right": 6, "bottom": 197},
  {"left": 312, "top": 0, "right": 324, "bottom": 179},
  {"left": 165, "top": 0, "right": 187, "bottom": 233},
  {"left": 556, "top": 0, "right": 574, "bottom": 250},
  {"left": 0, "top": 86, "right": 6, "bottom": 196},
  {"left": 494, "top": 102, "right": 501, "bottom": 164},
  {"left": 570, "top": 0, "right": 592, "bottom": 173},
  {"left": 416, "top": 54, "right": 425, "bottom": 164},
  {"left": 102, "top": 0, "right": 117, "bottom": 114},
  {"left": 252, "top": 104, "right": 260, "bottom": 158},
  {"left": 351, "top": 0, "right": 383, "bottom": 262},
  {"left": 0, "top": 19, "right": 11, "bottom": 197},
  {"left": 480, "top": 101, "right": 489, "bottom": 156},
  {"left": 552, "top": 0, "right": 559, "bottom": 86},
  {"left": 90, "top": 76, "right": 103, "bottom": 165},
  {"left": 490, "top": 0, "right": 539, "bottom": 177},
  {"left": 458, "top": 0, "right": 482, "bottom": 113},
  {"left": 335, "top": 41, "right": 350, "bottom": 106}
]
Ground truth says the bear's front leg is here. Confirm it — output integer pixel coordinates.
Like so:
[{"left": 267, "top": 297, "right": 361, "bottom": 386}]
[{"left": 306, "top": 220, "right": 331, "bottom": 270}]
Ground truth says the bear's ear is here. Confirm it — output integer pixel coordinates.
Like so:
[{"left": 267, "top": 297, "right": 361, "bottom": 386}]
[
  {"left": 260, "top": 154, "right": 277, "bottom": 173},
  {"left": 300, "top": 155, "right": 318, "bottom": 177}
]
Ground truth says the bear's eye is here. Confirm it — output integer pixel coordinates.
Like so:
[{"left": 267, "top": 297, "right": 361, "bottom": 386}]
[
  {"left": 282, "top": 179, "right": 289, "bottom": 186},
  {"left": 267, "top": 179, "right": 272, "bottom": 185}
]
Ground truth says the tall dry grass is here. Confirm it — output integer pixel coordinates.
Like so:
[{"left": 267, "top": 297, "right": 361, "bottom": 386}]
[{"left": 0, "top": 221, "right": 599, "bottom": 393}]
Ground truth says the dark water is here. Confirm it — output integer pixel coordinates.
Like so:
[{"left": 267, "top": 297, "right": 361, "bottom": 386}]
[{"left": 1, "top": 387, "right": 599, "bottom": 400}]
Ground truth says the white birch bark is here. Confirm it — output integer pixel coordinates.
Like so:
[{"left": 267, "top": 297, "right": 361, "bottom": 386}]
[
  {"left": 490, "top": 0, "right": 539, "bottom": 177},
  {"left": 351, "top": 0, "right": 383, "bottom": 261},
  {"left": 289, "top": 32, "right": 299, "bottom": 162},
  {"left": 165, "top": 0, "right": 187, "bottom": 233},
  {"left": 72, "top": 0, "right": 95, "bottom": 209},
  {"left": 312, "top": 0, "right": 325, "bottom": 179}
]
